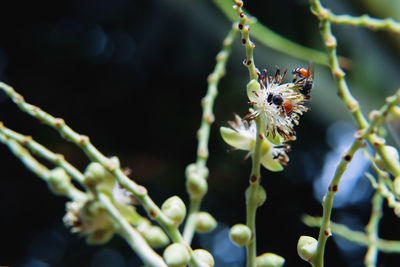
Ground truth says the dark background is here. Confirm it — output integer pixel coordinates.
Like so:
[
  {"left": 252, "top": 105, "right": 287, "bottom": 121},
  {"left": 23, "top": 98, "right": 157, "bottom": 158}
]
[{"left": 1, "top": 0, "right": 400, "bottom": 266}]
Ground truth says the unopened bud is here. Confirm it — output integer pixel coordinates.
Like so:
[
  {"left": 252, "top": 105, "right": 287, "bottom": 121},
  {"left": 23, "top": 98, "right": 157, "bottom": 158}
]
[
  {"left": 230, "top": 224, "right": 252, "bottom": 247},
  {"left": 246, "top": 185, "right": 267, "bottom": 207},
  {"left": 375, "top": 145, "right": 400, "bottom": 174},
  {"left": 256, "top": 253, "right": 285, "bottom": 267},
  {"left": 83, "top": 162, "right": 114, "bottom": 190},
  {"left": 387, "top": 106, "right": 400, "bottom": 123},
  {"left": 143, "top": 225, "right": 170, "bottom": 248},
  {"left": 137, "top": 218, "right": 151, "bottom": 232},
  {"left": 193, "top": 249, "right": 214, "bottom": 267},
  {"left": 48, "top": 167, "right": 72, "bottom": 196},
  {"left": 163, "top": 243, "right": 190, "bottom": 267},
  {"left": 297, "top": 236, "right": 317, "bottom": 263},
  {"left": 186, "top": 163, "right": 209, "bottom": 179},
  {"left": 186, "top": 173, "right": 208, "bottom": 198},
  {"left": 161, "top": 196, "right": 187, "bottom": 225},
  {"left": 368, "top": 110, "right": 379, "bottom": 121},
  {"left": 247, "top": 79, "right": 261, "bottom": 103},
  {"left": 195, "top": 212, "right": 217, "bottom": 233}
]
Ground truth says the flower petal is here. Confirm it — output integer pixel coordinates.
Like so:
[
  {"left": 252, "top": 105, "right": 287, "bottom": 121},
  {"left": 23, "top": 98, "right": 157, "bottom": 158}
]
[
  {"left": 247, "top": 79, "right": 262, "bottom": 103},
  {"left": 220, "top": 127, "right": 253, "bottom": 151},
  {"left": 260, "top": 151, "right": 283, "bottom": 172}
]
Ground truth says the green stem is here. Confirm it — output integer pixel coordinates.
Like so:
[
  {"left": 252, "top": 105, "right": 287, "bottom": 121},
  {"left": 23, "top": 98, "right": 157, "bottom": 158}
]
[
  {"left": 246, "top": 116, "right": 263, "bottom": 267},
  {"left": 0, "top": 130, "right": 86, "bottom": 201},
  {"left": 183, "top": 197, "right": 201, "bottom": 243},
  {"left": 213, "top": 0, "right": 331, "bottom": 66},
  {"left": 97, "top": 191, "right": 167, "bottom": 267},
  {"left": 303, "top": 215, "right": 400, "bottom": 253},
  {"left": 364, "top": 190, "right": 384, "bottom": 267},
  {"left": 183, "top": 28, "right": 237, "bottom": 244},
  {"left": 313, "top": 139, "right": 363, "bottom": 267},
  {"left": 310, "top": 0, "right": 368, "bottom": 129},
  {"left": 366, "top": 172, "right": 400, "bottom": 217},
  {"left": 310, "top": 0, "right": 400, "bottom": 177},
  {"left": 233, "top": 0, "right": 258, "bottom": 80},
  {"left": 311, "top": 90, "right": 400, "bottom": 266},
  {"left": 0, "top": 132, "right": 50, "bottom": 181},
  {"left": 0, "top": 122, "right": 85, "bottom": 184},
  {"left": 323, "top": 12, "right": 400, "bottom": 34}
]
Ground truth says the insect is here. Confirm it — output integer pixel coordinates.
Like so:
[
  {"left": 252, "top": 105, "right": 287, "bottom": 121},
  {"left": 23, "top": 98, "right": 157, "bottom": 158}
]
[
  {"left": 267, "top": 92, "right": 294, "bottom": 115},
  {"left": 267, "top": 92, "right": 283, "bottom": 106},
  {"left": 292, "top": 67, "right": 312, "bottom": 80},
  {"left": 292, "top": 63, "right": 314, "bottom": 100},
  {"left": 282, "top": 100, "right": 293, "bottom": 114}
]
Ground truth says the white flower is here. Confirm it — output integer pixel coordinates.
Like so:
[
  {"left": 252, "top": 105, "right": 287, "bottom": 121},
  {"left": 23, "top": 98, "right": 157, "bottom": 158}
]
[
  {"left": 63, "top": 199, "right": 115, "bottom": 244},
  {"left": 246, "top": 69, "right": 309, "bottom": 141},
  {"left": 220, "top": 114, "right": 289, "bottom": 172}
]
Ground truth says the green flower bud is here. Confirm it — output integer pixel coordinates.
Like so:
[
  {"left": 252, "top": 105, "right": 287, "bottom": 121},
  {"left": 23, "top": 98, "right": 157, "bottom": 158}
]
[
  {"left": 161, "top": 196, "right": 187, "bottom": 225},
  {"left": 387, "top": 106, "right": 400, "bottom": 124},
  {"left": 375, "top": 145, "right": 400, "bottom": 174},
  {"left": 86, "top": 228, "right": 115, "bottom": 245},
  {"left": 186, "top": 173, "right": 208, "bottom": 198},
  {"left": 48, "top": 167, "right": 72, "bottom": 196},
  {"left": 163, "top": 243, "right": 190, "bottom": 267},
  {"left": 185, "top": 163, "right": 209, "bottom": 180},
  {"left": 297, "top": 236, "right": 317, "bottom": 263},
  {"left": 143, "top": 226, "right": 170, "bottom": 248},
  {"left": 137, "top": 218, "right": 152, "bottom": 232},
  {"left": 247, "top": 79, "right": 261, "bottom": 103},
  {"left": 193, "top": 249, "right": 214, "bottom": 267},
  {"left": 195, "top": 212, "right": 217, "bottom": 233},
  {"left": 256, "top": 253, "right": 285, "bottom": 267},
  {"left": 245, "top": 185, "right": 267, "bottom": 207},
  {"left": 83, "top": 162, "right": 113, "bottom": 187},
  {"left": 230, "top": 224, "right": 252, "bottom": 247}
]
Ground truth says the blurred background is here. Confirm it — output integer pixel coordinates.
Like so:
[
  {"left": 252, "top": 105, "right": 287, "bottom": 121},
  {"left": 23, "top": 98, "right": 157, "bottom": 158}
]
[{"left": 1, "top": 0, "right": 400, "bottom": 266}]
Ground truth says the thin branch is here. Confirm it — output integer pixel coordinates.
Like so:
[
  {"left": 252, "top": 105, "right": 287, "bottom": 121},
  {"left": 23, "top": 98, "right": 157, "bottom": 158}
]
[
  {"left": 213, "top": 0, "right": 331, "bottom": 66},
  {"left": 183, "top": 27, "right": 238, "bottom": 244},
  {"left": 319, "top": 11, "right": 400, "bottom": 34},
  {"left": 303, "top": 215, "right": 400, "bottom": 254},
  {"left": 97, "top": 191, "right": 168, "bottom": 267}
]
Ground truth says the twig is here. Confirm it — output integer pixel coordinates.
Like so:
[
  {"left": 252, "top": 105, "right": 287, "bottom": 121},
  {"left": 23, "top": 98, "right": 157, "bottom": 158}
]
[
  {"left": 0, "top": 122, "right": 85, "bottom": 184},
  {"left": 0, "top": 131, "right": 85, "bottom": 201},
  {"left": 303, "top": 215, "right": 400, "bottom": 254},
  {"left": 317, "top": 11, "right": 400, "bottom": 34},
  {"left": 364, "top": 190, "right": 384, "bottom": 267},
  {"left": 97, "top": 192, "right": 168, "bottom": 267},
  {"left": 183, "top": 27, "right": 237, "bottom": 244},
  {"left": 213, "top": 0, "right": 331, "bottom": 66},
  {"left": 232, "top": 1, "right": 264, "bottom": 266}
]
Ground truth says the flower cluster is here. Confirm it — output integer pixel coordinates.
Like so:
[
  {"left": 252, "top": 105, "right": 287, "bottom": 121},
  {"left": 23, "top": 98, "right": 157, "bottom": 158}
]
[
  {"left": 64, "top": 161, "right": 170, "bottom": 247},
  {"left": 221, "top": 67, "right": 312, "bottom": 171},
  {"left": 247, "top": 68, "right": 310, "bottom": 140}
]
